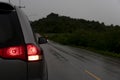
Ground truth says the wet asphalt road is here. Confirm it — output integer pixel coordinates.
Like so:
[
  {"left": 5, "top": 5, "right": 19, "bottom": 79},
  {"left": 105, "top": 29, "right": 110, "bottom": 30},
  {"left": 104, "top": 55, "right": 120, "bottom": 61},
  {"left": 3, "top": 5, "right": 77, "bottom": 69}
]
[{"left": 41, "top": 41, "right": 120, "bottom": 80}]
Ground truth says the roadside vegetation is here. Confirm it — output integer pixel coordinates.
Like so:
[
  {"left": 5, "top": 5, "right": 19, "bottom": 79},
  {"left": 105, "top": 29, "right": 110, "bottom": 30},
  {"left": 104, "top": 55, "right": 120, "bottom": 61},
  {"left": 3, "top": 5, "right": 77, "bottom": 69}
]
[{"left": 31, "top": 13, "right": 120, "bottom": 58}]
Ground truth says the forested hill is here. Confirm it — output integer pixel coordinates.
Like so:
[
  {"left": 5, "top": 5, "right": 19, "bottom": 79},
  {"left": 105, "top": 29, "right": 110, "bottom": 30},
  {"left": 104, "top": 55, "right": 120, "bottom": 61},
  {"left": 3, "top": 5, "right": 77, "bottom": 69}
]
[
  {"left": 31, "top": 13, "right": 120, "bottom": 55},
  {"left": 32, "top": 13, "right": 120, "bottom": 33},
  {"left": 31, "top": 13, "right": 117, "bottom": 33}
]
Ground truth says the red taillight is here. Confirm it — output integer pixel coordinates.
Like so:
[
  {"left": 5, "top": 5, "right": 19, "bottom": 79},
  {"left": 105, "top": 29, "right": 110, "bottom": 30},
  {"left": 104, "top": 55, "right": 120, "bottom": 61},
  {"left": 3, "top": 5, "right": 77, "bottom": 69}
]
[
  {"left": 27, "top": 44, "right": 42, "bottom": 61},
  {"left": 0, "top": 44, "right": 42, "bottom": 61},
  {"left": 0, "top": 45, "right": 26, "bottom": 60}
]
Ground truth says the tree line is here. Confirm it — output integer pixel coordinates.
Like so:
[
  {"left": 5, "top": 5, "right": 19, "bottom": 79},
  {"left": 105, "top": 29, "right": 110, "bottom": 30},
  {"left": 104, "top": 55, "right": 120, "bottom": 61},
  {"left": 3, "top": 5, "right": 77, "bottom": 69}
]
[{"left": 31, "top": 13, "right": 120, "bottom": 54}]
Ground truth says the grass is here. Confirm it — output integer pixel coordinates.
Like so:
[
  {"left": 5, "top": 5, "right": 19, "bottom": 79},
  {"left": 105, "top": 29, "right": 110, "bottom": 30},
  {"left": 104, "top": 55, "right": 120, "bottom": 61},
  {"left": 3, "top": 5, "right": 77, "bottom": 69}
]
[
  {"left": 48, "top": 36, "right": 120, "bottom": 59},
  {"left": 75, "top": 46, "right": 120, "bottom": 58}
]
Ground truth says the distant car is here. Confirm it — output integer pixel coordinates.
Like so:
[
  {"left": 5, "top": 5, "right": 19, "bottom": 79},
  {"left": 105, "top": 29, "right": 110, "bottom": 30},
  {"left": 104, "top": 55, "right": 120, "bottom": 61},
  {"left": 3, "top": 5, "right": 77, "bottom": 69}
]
[
  {"left": 35, "top": 33, "right": 48, "bottom": 44},
  {"left": 0, "top": 2, "right": 47, "bottom": 80}
]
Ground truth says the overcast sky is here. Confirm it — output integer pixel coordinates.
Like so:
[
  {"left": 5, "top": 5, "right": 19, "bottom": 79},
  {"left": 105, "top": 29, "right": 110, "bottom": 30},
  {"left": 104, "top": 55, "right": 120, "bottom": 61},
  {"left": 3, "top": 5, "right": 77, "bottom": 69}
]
[{"left": 1, "top": 0, "right": 120, "bottom": 25}]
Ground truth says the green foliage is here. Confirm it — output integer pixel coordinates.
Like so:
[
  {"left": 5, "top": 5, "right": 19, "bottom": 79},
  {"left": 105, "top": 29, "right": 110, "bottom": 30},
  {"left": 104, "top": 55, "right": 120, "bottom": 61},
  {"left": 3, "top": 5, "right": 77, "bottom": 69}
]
[{"left": 31, "top": 13, "right": 120, "bottom": 54}]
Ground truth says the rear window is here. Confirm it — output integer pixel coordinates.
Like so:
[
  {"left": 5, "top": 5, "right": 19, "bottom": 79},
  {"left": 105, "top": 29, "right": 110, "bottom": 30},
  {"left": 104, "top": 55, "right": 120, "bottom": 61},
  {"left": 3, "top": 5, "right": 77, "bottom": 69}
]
[{"left": 0, "top": 10, "right": 24, "bottom": 47}]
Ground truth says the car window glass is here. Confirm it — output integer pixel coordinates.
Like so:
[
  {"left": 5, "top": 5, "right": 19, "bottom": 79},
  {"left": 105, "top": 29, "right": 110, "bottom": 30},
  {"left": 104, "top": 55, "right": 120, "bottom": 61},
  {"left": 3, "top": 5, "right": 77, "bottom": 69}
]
[
  {"left": 0, "top": 11, "right": 24, "bottom": 47},
  {"left": 0, "top": 13, "right": 13, "bottom": 43}
]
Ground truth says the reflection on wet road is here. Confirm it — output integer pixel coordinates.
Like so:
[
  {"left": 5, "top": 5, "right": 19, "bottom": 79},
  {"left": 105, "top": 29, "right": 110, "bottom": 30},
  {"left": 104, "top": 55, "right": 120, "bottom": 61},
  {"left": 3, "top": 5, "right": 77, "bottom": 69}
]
[{"left": 41, "top": 41, "right": 120, "bottom": 80}]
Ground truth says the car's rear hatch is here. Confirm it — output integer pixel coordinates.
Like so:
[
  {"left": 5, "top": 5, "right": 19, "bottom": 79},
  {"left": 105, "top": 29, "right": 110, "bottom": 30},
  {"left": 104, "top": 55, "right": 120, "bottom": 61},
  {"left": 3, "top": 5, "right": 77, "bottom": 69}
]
[{"left": 0, "top": 2, "right": 27, "bottom": 80}]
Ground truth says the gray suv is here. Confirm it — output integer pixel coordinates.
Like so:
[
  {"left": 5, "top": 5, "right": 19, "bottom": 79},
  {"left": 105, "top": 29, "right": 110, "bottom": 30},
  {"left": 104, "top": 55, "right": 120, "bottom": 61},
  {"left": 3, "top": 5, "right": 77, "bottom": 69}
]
[{"left": 0, "top": 2, "right": 47, "bottom": 80}]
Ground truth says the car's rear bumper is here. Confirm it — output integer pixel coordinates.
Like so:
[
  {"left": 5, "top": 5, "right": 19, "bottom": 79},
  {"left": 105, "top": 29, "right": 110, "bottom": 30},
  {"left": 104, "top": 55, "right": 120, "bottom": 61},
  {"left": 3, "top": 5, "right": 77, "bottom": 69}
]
[
  {"left": 0, "top": 58, "right": 46, "bottom": 80},
  {"left": 28, "top": 60, "right": 47, "bottom": 80},
  {"left": 0, "top": 59, "right": 27, "bottom": 80}
]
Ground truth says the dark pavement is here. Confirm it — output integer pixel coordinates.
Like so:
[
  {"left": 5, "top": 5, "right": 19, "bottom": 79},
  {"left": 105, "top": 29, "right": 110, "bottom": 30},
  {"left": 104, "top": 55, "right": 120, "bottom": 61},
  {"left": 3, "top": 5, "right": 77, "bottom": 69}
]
[{"left": 41, "top": 41, "right": 120, "bottom": 80}]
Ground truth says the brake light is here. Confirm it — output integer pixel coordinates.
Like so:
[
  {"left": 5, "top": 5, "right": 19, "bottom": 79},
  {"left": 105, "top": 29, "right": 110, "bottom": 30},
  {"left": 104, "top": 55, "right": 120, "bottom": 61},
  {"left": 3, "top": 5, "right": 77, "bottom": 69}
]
[
  {"left": 27, "top": 44, "right": 42, "bottom": 61},
  {"left": 0, "top": 45, "right": 26, "bottom": 60},
  {"left": 0, "top": 44, "right": 42, "bottom": 61}
]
